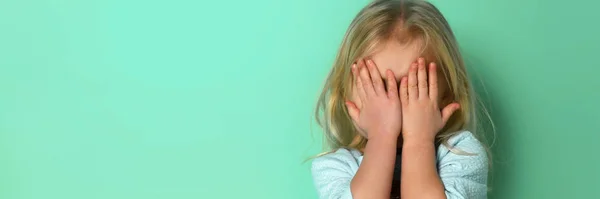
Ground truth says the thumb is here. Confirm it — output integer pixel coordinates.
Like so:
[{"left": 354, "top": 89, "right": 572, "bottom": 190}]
[
  {"left": 441, "top": 102, "right": 460, "bottom": 126},
  {"left": 345, "top": 101, "right": 360, "bottom": 122}
]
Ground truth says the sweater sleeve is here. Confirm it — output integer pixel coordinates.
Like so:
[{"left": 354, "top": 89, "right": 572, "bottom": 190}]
[
  {"left": 438, "top": 131, "right": 489, "bottom": 199},
  {"left": 311, "top": 149, "right": 359, "bottom": 199}
]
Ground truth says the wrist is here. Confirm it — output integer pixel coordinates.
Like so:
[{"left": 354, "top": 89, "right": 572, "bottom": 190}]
[
  {"left": 367, "top": 134, "right": 398, "bottom": 147},
  {"left": 402, "top": 136, "right": 435, "bottom": 147},
  {"left": 368, "top": 132, "right": 399, "bottom": 141}
]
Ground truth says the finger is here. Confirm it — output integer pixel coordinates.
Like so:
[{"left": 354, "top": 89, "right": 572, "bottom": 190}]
[
  {"left": 429, "top": 62, "right": 439, "bottom": 104},
  {"left": 366, "top": 59, "right": 385, "bottom": 95},
  {"left": 359, "top": 60, "right": 376, "bottom": 96},
  {"left": 345, "top": 100, "right": 360, "bottom": 122},
  {"left": 386, "top": 70, "right": 398, "bottom": 99},
  {"left": 408, "top": 62, "right": 418, "bottom": 100},
  {"left": 353, "top": 64, "right": 367, "bottom": 102},
  {"left": 399, "top": 76, "right": 409, "bottom": 106},
  {"left": 417, "top": 58, "right": 428, "bottom": 99},
  {"left": 441, "top": 103, "right": 461, "bottom": 125}
]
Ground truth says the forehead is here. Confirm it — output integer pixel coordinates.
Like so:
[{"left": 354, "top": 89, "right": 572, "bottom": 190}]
[{"left": 369, "top": 38, "right": 424, "bottom": 80}]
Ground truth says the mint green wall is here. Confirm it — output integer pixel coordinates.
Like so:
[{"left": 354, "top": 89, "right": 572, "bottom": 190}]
[
  {"left": 431, "top": 0, "right": 600, "bottom": 198},
  {"left": 0, "top": 0, "right": 598, "bottom": 198}
]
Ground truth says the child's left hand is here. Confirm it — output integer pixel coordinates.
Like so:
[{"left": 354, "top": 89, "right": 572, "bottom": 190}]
[{"left": 399, "top": 58, "right": 461, "bottom": 143}]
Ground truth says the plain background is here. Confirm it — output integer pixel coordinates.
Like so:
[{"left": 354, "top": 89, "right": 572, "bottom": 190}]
[{"left": 1, "top": 0, "right": 599, "bottom": 198}]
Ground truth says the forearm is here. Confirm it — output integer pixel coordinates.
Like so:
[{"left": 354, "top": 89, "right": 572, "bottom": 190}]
[
  {"left": 351, "top": 136, "right": 397, "bottom": 199},
  {"left": 400, "top": 140, "right": 446, "bottom": 199}
]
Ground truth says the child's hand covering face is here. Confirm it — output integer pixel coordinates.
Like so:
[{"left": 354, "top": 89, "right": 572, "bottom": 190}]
[
  {"left": 399, "top": 58, "right": 460, "bottom": 143},
  {"left": 345, "top": 56, "right": 460, "bottom": 142},
  {"left": 345, "top": 59, "right": 402, "bottom": 140}
]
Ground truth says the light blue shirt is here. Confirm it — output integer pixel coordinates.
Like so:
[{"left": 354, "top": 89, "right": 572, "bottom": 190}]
[{"left": 311, "top": 130, "right": 488, "bottom": 199}]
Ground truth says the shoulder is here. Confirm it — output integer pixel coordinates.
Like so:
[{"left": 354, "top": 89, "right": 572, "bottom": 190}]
[
  {"left": 311, "top": 148, "right": 362, "bottom": 176},
  {"left": 311, "top": 148, "right": 360, "bottom": 199},
  {"left": 437, "top": 130, "right": 488, "bottom": 173},
  {"left": 436, "top": 130, "right": 488, "bottom": 176},
  {"left": 437, "top": 130, "right": 489, "bottom": 198},
  {"left": 439, "top": 130, "right": 487, "bottom": 157}
]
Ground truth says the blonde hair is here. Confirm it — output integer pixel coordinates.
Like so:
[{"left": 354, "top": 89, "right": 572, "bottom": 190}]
[{"left": 314, "top": 0, "right": 493, "bottom": 156}]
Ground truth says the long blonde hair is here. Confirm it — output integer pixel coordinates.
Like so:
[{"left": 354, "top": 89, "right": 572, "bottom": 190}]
[{"left": 314, "top": 0, "right": 493, "bottom": 155}]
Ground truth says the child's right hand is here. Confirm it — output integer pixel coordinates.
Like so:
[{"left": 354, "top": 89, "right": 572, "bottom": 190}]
[{"left": 345, "top": 59, "right": 402, "bottom": 140}]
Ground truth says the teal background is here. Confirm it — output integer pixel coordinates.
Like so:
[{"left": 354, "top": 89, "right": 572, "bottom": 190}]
[{"left": 0, "top": 0, "right": 598, "bottom": 198}]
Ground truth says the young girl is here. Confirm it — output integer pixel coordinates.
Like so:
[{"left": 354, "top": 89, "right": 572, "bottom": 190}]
[{"left": 311, "top": 0, "right": 489, "bottom": 199}]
